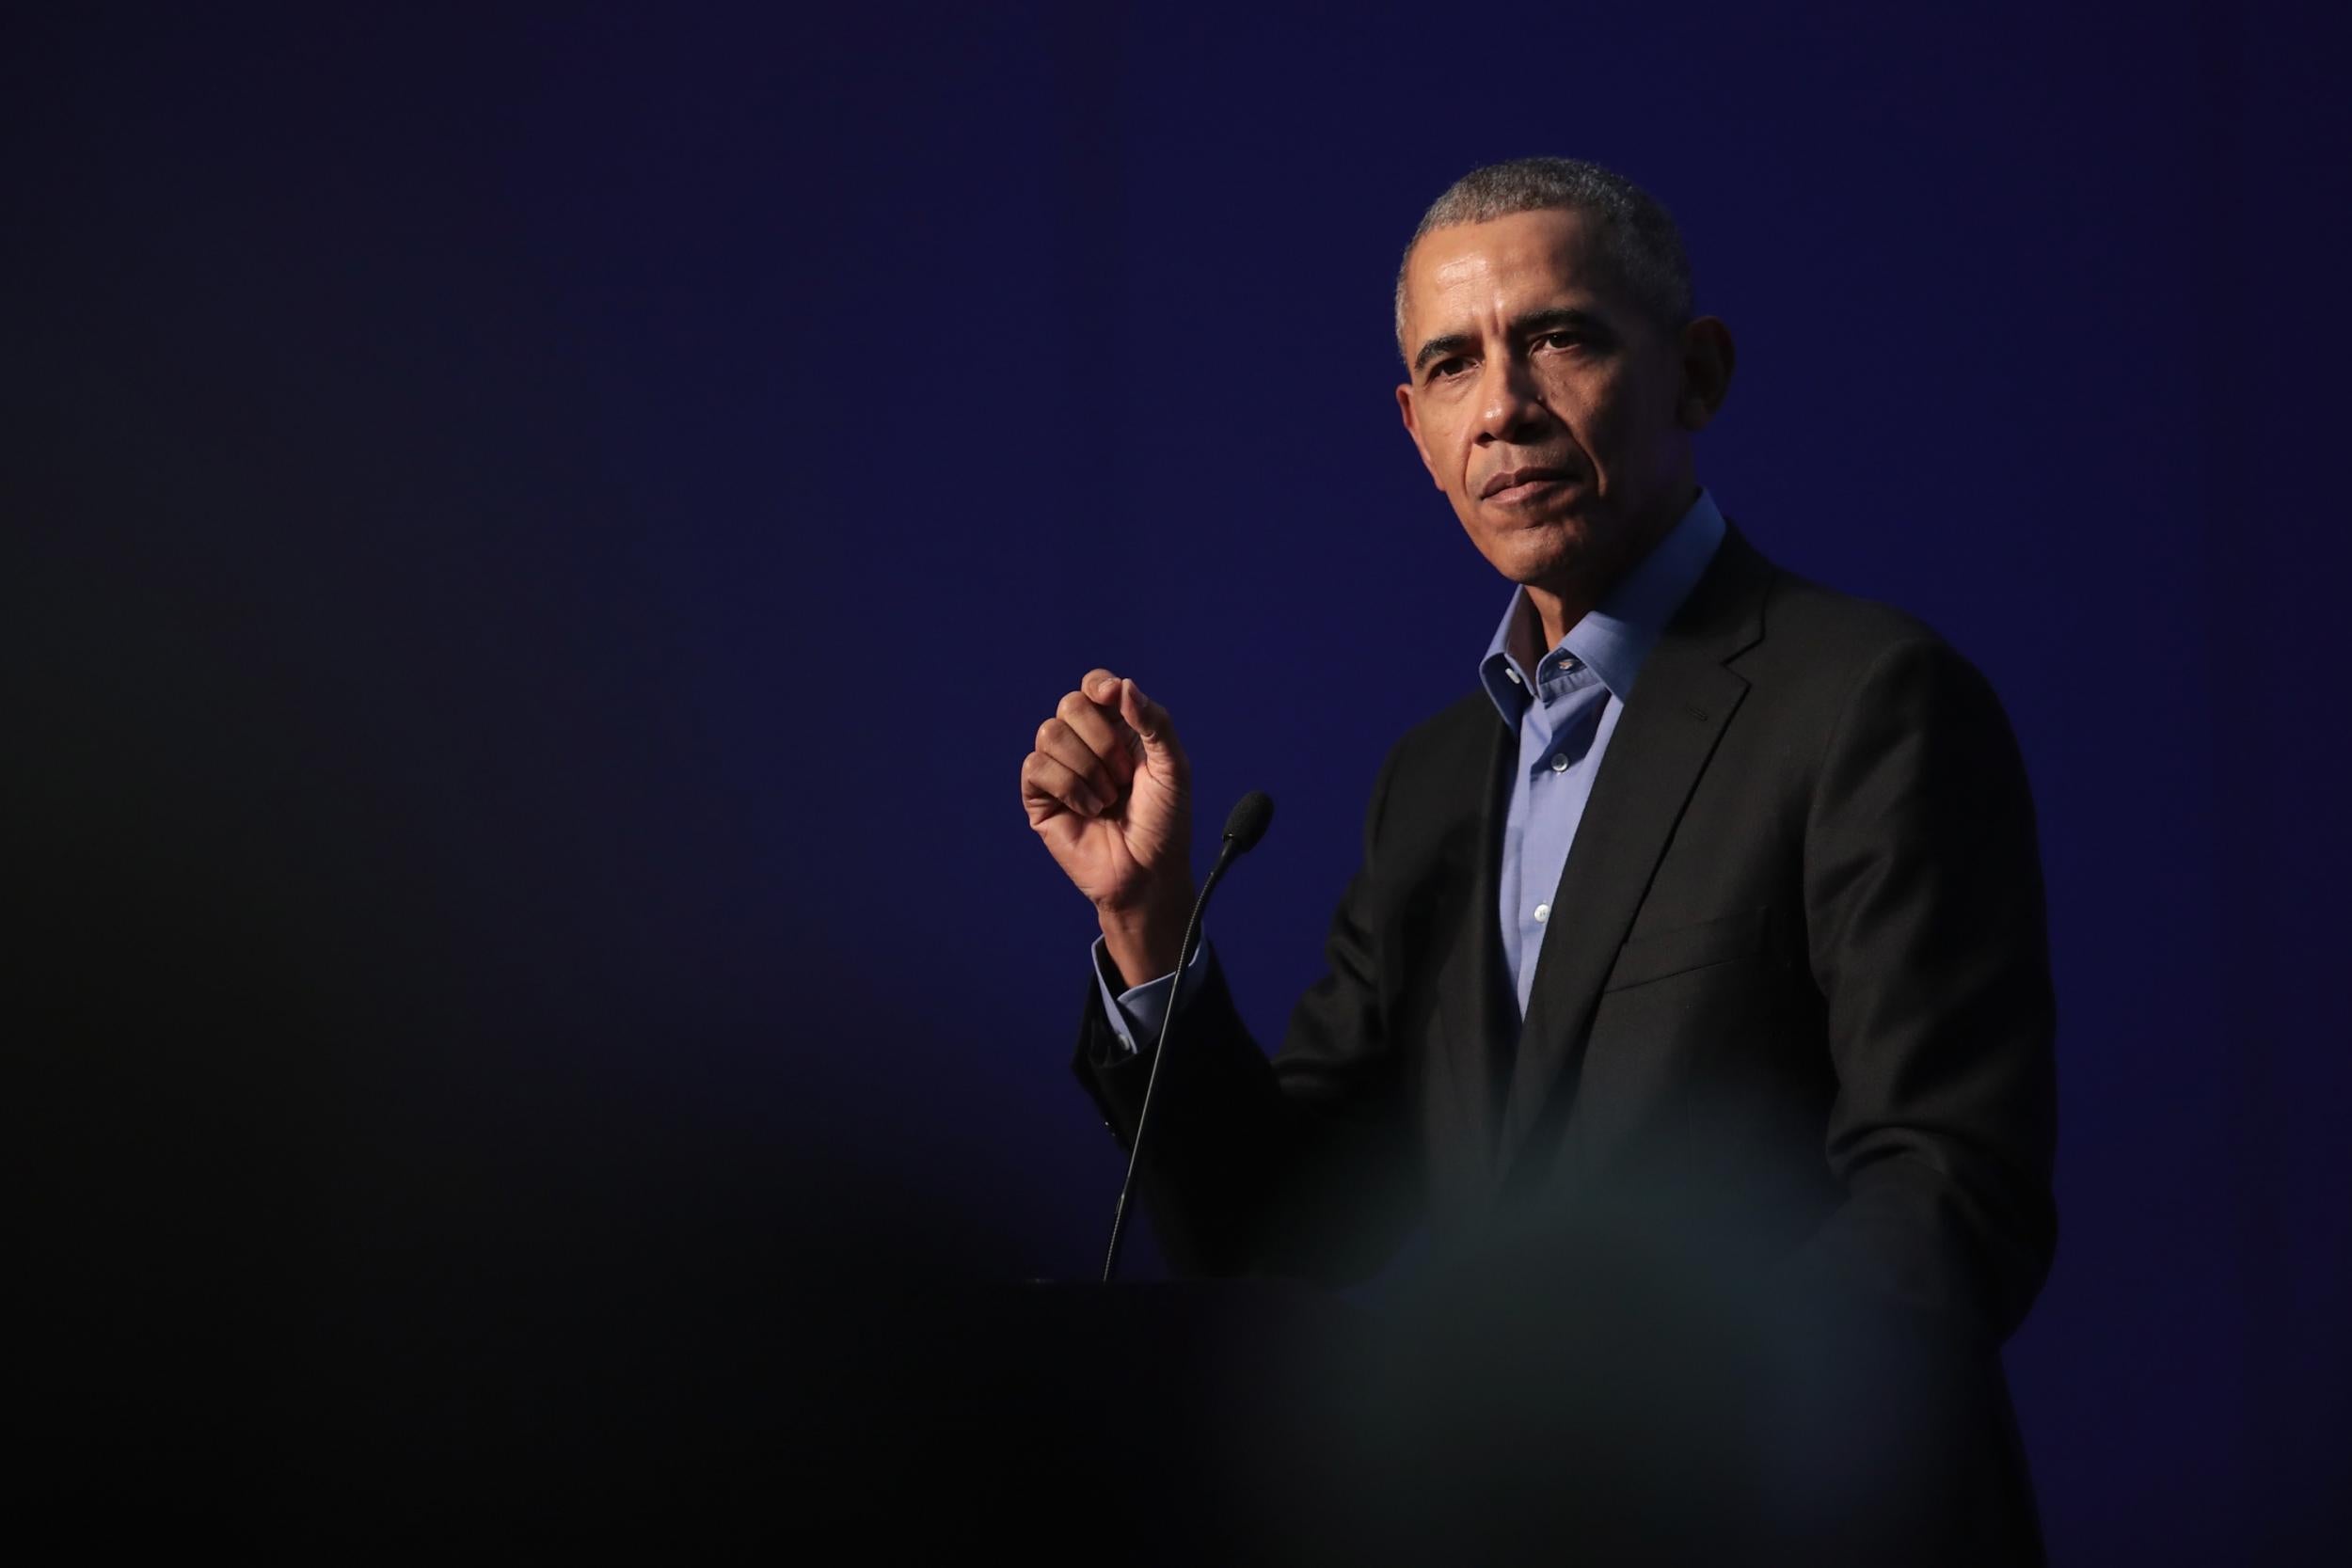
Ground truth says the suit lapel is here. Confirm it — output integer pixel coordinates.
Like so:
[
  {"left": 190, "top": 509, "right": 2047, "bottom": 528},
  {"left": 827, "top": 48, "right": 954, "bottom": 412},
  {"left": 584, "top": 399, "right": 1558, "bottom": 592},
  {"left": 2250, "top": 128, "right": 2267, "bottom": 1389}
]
[{"left": 1495, "top": 524, "right": 1772, "bottom": 1181}]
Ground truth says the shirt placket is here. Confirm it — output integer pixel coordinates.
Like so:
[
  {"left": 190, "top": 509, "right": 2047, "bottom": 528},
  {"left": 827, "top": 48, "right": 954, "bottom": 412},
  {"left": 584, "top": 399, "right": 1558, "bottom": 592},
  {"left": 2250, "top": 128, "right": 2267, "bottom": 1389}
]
[{"left": 1514, "top": 657, "right": 1606, "bottom": 1004}]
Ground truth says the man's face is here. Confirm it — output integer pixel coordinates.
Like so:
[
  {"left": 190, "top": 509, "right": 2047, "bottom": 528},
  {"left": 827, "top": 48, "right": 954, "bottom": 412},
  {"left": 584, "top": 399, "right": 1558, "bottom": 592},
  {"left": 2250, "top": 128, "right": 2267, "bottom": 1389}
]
[{"left": 1395, "top": 208, "right": 1704, "bottom": 596}]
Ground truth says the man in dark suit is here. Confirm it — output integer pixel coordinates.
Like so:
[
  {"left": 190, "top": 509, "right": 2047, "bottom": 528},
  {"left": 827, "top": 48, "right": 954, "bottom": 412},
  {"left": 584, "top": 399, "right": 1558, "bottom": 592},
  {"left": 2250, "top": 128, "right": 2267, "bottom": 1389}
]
[{"left": 1019, "top": 158, "right": 2055, "bottom": 1561}]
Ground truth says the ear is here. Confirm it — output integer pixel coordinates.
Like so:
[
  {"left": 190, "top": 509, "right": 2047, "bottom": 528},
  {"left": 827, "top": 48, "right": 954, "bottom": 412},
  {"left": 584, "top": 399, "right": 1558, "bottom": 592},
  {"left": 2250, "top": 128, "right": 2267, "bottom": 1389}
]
[
  {"left": 1395, "top": 382, "right": 1444, "bottom": 490},
  {"left": 1675, "top": 316, "right": 1737, "bottom": 432}
]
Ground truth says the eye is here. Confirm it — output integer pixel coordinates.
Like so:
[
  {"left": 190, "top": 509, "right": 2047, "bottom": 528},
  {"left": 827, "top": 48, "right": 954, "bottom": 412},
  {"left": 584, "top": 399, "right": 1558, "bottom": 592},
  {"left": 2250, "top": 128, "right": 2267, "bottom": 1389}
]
[
  {"left": 1427, "top": 356, "right": 1470, "bottom": 382},
  {"left": 1536, "top": 330, "right": 1585, "bottom": 352}
]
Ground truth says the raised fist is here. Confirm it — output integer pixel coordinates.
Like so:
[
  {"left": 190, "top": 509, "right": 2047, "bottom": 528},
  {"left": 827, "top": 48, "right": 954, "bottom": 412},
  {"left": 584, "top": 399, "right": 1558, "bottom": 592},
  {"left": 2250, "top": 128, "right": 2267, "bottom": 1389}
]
[{"left": 1020, "top": 669, "right": 1196, "bottom": 979}]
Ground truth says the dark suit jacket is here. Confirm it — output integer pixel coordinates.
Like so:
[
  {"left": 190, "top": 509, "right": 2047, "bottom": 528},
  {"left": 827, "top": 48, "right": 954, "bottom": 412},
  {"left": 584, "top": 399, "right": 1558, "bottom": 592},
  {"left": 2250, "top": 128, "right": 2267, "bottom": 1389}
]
[{"left": 1071, "top": 521, "right": 2057, "bottom": 1560}]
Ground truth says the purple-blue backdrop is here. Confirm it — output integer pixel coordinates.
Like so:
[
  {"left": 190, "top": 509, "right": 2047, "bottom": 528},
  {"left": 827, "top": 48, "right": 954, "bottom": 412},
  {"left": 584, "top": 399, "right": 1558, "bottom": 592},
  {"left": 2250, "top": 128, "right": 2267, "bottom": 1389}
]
[{"left": 10, "top": 3, "right": 2348, "bottom": 1557}]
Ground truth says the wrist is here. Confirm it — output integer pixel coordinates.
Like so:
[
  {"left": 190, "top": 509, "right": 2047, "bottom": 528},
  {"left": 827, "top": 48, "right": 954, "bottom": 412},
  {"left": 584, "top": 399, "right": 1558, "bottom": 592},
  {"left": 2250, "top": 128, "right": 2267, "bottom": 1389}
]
[{"left": 1096, "top": 889, "right": 1195, "bottom": 987}]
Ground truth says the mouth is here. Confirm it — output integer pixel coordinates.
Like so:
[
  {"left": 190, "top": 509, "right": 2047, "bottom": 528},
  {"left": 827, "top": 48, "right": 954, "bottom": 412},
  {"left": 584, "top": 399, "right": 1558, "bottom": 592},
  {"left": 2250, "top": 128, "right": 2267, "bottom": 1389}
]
[{"left": 1479, "top": 466, "right": 1579, "bottom": 503}]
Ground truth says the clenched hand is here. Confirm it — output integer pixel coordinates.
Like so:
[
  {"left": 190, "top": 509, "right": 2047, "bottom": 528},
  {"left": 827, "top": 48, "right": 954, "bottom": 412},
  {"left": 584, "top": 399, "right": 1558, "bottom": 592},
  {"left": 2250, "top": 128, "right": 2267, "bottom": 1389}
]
[{"left": 1020, "top": 669, "right": 1196, "bottom": 983}]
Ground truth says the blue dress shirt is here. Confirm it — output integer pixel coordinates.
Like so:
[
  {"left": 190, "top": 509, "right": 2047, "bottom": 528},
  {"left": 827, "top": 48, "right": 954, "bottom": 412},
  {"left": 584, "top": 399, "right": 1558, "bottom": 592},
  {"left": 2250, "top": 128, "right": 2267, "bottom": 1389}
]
[
  {"left": 1093, "top": 488, "right": 1728, "bottom": 1050},
  {"left": 1479, "top": 488, "right": 1726, "bottom": 1014}
]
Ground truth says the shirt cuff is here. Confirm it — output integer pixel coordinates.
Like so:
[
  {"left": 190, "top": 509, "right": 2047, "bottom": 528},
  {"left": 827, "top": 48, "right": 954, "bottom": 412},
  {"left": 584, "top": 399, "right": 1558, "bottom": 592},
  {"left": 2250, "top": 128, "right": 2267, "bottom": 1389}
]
[{"left": 1089, "top": 934, "right": 1215, "bottom": 1055}]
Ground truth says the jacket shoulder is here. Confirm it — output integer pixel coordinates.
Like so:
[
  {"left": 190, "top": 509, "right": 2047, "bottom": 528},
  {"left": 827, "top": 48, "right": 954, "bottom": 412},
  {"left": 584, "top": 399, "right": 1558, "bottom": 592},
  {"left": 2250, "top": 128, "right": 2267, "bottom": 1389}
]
[
  {"left": 1391, "top": 687, "right": 1501, "bottom": 756},
  {"left": 1354, "top": 688, "right": 1500, "bottom": 846},
  {"left": 1756, "top": 559, "right": 1956, "bottom": 663},
  {"left": 1737, "top": 550, "right": 2009, "bottom": 715},
  {"left": 1726, "top": 548, "right": 2030, "bottom": 796}
]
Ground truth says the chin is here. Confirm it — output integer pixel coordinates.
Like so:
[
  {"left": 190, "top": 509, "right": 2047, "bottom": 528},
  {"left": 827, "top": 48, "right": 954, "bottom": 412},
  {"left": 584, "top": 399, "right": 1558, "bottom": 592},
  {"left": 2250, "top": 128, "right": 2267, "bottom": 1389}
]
[{"left": 1477, "top": 521, "right": 1596, "bottom": 585}]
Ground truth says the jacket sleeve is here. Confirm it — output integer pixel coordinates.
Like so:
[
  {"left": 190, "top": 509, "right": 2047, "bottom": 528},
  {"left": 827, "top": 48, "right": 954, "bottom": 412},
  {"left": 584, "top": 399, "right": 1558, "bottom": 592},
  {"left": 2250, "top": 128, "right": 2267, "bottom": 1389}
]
[
  {"left": 1793, "top": 634, "right": 2058, "bottom": 1347},
  {"left": 1070, "top": 743, "right": 1422, "bottom": 1285}
]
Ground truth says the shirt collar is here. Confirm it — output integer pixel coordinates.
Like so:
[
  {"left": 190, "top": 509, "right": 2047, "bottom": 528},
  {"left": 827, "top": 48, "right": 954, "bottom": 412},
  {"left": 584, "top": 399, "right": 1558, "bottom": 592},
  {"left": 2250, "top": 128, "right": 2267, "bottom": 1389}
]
[{"left": 1478, "top": 486, "right": 1729, "bottom": 724}]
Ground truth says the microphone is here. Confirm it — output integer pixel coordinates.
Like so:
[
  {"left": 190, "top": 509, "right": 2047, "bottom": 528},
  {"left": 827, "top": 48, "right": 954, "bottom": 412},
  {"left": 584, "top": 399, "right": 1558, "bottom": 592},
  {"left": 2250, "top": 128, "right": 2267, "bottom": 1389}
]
[
  {"left": 1101, "top": 790, "right": 1276, "bottom": 1283},
  {"left": 1221, "top": 788, "right": 1274, "bottom": 856}
]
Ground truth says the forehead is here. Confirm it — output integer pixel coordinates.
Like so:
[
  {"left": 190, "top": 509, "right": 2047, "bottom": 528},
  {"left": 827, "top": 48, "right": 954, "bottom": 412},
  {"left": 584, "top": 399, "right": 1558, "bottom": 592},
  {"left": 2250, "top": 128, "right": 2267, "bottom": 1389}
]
[{"left": 1404, "top": 207, "right": 1621, "bottom": 326}]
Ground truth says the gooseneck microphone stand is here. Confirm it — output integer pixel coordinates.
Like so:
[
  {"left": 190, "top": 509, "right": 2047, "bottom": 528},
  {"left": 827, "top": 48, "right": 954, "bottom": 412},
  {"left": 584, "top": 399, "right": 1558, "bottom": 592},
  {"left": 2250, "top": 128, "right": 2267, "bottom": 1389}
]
[{"left": 1100, "top": 789, "right": 1274, "bottom": 1284}]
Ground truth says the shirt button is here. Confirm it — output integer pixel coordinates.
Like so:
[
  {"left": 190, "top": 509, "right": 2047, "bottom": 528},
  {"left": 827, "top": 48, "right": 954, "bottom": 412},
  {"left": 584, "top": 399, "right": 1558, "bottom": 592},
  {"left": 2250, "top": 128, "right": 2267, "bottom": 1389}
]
[
  {"left": 1534, "top": 903, "right": 1550, "bottom": 923},
  {"left": 1550, "top": 753, "right": 1569, "bottom": 772},
  {"left": 1505, "top": 668, "right": 1523, "bottom": 685},
  {"left": 1559, "top": 657, "right": 1579, "bottom": 672}
]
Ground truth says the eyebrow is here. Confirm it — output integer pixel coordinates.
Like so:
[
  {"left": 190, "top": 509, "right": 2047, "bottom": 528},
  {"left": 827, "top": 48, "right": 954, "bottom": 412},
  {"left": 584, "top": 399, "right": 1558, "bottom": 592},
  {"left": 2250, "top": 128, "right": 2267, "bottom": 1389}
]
[{"left": 1410, "top": 306, "right": 1612, "bottom": 376}]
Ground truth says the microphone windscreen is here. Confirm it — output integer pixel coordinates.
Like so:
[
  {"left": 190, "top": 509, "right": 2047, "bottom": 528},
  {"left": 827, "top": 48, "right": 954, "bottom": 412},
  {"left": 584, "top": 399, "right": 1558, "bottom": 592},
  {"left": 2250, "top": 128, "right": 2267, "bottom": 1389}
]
[{"left": 1222, "top": 789, "right": 1275, "bottom": 854}]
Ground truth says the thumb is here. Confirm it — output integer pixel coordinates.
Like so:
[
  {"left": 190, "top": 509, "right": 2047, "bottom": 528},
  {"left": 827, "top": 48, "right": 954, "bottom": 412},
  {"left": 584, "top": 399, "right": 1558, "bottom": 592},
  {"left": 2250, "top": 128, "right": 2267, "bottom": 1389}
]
[{"left": 1120, "top": 677, "right": 1181, "bottom": 769}]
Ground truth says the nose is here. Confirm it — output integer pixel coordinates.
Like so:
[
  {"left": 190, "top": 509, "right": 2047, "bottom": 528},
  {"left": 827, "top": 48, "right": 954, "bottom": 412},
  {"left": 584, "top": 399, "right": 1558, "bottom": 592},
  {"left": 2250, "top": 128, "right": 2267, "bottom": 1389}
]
[{"left": 1473, "top": 350, "right": 1551, "bottom": 445}]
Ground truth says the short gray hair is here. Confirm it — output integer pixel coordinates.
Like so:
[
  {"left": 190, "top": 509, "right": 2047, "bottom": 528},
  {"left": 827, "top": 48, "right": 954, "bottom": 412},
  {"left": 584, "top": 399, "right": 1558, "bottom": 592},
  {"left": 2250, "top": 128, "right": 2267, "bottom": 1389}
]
[{"left": 1393, "top": 156, "right": 1694, "bottom": 363}]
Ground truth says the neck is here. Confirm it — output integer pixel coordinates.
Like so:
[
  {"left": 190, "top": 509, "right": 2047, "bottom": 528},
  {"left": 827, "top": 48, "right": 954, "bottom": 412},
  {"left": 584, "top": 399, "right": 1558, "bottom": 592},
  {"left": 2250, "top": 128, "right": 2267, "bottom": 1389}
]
[
  {"left": 1523, "top": 580, "right": 1600, "bottom": 654},
  {"left": 1523, "top": 481, "right": 1699, "bottom": 649}
]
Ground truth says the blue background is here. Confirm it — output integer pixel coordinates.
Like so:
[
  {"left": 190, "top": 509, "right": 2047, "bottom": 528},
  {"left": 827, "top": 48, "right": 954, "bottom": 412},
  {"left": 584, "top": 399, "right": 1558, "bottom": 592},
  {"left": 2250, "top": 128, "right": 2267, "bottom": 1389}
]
[{"left": 10, "top": 2, "right": 2348, "bottom": 1556}]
